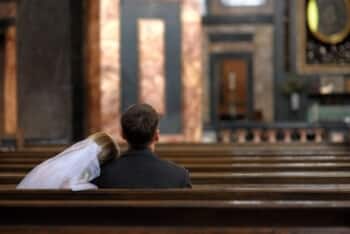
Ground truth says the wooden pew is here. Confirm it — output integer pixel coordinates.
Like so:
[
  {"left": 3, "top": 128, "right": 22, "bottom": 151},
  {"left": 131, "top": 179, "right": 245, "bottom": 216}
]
[
  {"left": 3, "top": 162, "right": 350, "bottom": 173},
  {"left": 5, "top": 141, "right": 348, "bottom": 151},
  {"left": 0, "top": 189, "right": 350, "bottom": 233},
  {"left": 3, "top": 170, "right": 350, "bottom": 186},
  {"left": 2, "top": 154, "right": 350, "bottom": 173},
  {"left": 1, "top": 143, "right": 350, "bottom": 188},
  {"left": 2, "top": 155, "right": 350, "bottom": 164},
  {"left": 1, "top": 143, "right": 350, "bottom": 233},
  {"left": 0, "top": 152, "right": 350, "bottom": 186},
  {"left": 185, "top": 163, "right": 350, "bottom": 172},
  {"left": 2, "top": 142, "right": 350, "bottom": 158},
  {"left": 2, "top": 142, "right": 350, "bottom": 159}
]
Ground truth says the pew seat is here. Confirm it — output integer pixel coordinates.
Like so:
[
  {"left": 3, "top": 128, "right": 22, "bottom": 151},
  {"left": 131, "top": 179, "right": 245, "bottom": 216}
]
[
  {"left": 0, "top": 189, "right": 350, "bottom": 233},
  {"left": 3, "top": 171, "right": 350, "bottom": 185},
  {"left": 3, "top": 162, "right": 350, "bottom": 173}
]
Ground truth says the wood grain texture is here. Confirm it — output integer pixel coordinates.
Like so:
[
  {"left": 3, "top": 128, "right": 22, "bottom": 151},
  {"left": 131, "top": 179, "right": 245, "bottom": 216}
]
[{"left": 0, "top": 227, "right": 350, "bottom": 234}]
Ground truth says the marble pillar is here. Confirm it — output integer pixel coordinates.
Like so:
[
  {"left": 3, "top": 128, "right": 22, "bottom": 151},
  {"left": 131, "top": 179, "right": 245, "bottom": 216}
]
[
  {"left": 138, "top": 19, "right": 166, "bottom": 115},
  {"left": 181, "top": 0, "right": 203, "bottom": 142},
  {"left": 100, "top": 0, "right": 121, "bottom": 140},
  {"left": 85, "top": 0, "right": 101, "bottom": 134},
  {"left": 4, "top": 26, "right": 17, "bottom": 136}
]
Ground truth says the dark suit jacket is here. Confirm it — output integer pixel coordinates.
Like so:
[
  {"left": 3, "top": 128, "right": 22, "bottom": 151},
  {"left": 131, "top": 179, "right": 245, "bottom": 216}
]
[{"left": 92, "top": 148, "right": 192, "bottom": 188}]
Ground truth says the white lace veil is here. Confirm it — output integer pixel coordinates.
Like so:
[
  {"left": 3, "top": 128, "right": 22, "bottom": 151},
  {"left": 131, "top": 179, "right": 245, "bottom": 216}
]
[{"left": 17, "top": 138, "right": 102, "bottom": 191}]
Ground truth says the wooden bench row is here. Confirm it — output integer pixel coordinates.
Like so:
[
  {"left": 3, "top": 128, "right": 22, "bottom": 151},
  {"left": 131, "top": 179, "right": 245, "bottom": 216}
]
[
  {"left": 1, "top": 148, "right": 350, "bottom": 187},
  {"left": 0, "top": 146, "right": 350, "bottom": 158},
  {"left": 3, "top": 141, "right": 350, "bottom": 151},
  {"left": 1, "top": 148, "right": 350, "bottom": 233},
  {"left": 1, "top": 144, "right": 350, "bottom": 187},
  {"left": 0, "top": 189, "right": 350, "bottom": 233},
  {"left": 1, "top": 144, "right": 350, "bottom": 233},
  {"left": 3, "top": 162, "right": 350, "bottom": 173},
  {"left": 2, "top": 154, "right": 350, "bottom": 173},
  {"left": 2, "top": 155, "right": 350, "bottom": 164},
  {"left": 2, "top": 171, "right": 350, "bottom": 186},
  {"left": 2, "top": 187, "right": 350, "bottom": 202}
]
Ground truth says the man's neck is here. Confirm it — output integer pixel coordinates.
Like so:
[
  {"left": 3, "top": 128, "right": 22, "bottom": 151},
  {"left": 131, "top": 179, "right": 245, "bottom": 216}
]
[{"left": 128, "top": 142, "right": 156, "bottom": 152}]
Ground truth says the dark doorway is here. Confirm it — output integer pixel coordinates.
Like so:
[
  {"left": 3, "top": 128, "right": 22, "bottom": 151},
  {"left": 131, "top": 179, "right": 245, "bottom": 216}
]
[{"left": 210, "top": 53, "right": 254, "bottom": 129}]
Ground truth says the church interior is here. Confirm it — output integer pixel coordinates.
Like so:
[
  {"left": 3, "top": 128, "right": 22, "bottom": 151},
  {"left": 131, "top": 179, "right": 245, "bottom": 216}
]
[
  {"left": 1, "top": 0, "right": 350, "bottom": 145},
  {"left": 1, "top": 0, "right": 350, "bottom": 233}
]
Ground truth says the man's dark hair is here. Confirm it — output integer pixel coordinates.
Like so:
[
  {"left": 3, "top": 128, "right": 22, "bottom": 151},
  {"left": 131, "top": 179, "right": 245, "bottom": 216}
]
[{"left": 121, "top": 104, "right": 159, "bottom": 149}]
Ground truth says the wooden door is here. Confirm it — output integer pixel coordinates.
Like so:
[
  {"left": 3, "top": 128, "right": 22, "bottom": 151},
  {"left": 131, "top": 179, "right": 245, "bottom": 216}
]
[{"left": 219, "top": 59, "right": 248, "bottom": 120}]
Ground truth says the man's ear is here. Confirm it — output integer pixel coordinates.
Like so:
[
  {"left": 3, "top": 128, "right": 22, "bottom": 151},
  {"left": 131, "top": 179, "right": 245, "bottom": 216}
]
[
  {"left": 153, "top": 129, "right": 160, "bottom": 142},
  {"left": 121, "top": 131, "right": 127, "bottom": 141}
]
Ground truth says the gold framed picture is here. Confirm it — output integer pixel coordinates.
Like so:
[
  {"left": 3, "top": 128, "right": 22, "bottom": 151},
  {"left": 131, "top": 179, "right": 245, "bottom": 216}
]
[{"left": 296, "top": 0, "right": 350, "bottom": 74}]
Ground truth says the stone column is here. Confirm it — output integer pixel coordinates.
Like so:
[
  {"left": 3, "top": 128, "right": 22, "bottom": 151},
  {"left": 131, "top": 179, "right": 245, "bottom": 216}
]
[
  {"left": 236, "top": 129, "right": 247, "bottom": 143},
  {"left": 299, "top": 129, "right": 307, "bottom": 143},
  {"left": 3, "top": 26, "right": 17, "bottom": 137},
  {"left": 283, "top": 129, "right": 292, "bottom": 143},
  {"left": 85, "top": 0, "right": 101, "bottom": 134},
  {"left": 266, "top": 129, "right": 277, "bottom": 143},
  {"left": 100, "top": 0, "right": 121, "bottom": 140},
  {"left": 220, "top": 130, "right": 232, "bottom": 143},
  {"left": 182, "top": 0, "right": 202, "bottom": 141},
  {"left": 252, "top": 128, "right": 263, "bottom": 143},
  {"left": 314, "top": 128, "right": 324, "bottom": 143}
]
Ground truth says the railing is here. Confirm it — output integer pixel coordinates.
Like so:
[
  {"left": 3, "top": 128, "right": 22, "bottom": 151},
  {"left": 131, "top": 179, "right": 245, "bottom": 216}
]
[{"left": 217, "top": 122, "right": 350, "bottom": 143}]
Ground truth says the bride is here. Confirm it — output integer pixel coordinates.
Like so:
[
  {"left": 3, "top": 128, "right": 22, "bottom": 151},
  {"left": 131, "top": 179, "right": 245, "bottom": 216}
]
[{"left": 17, "top": 132, "right": 119, "bottom": 190}]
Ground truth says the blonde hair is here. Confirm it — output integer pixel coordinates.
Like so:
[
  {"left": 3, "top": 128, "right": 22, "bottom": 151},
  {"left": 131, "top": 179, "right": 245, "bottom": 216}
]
[{"left": 88, "top": 132, "right": 120, "bottom": 165}]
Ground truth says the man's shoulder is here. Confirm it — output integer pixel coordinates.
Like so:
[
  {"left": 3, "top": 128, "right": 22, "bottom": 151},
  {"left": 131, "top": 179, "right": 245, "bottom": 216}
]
[
  {"left": 95, "top": 148, "right": 192, "bottom": 188},
  {"left": 156, "top": 157, "right": 192, "bottom": 188},
  {"left": 115, "top": 149, "right": 188, "bottom": 174},
  {"left": 157, "top": 157, "right": 188, "bottom": 174}
]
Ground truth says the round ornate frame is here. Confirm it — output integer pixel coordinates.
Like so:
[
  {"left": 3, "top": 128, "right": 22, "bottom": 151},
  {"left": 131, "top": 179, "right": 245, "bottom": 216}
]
[{"left": 307, "top": 0, "right": 350, "bottom": 44}]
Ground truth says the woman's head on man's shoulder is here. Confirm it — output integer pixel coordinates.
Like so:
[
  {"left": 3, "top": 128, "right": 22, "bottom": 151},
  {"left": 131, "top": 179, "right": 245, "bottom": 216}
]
[{"left": 89, "top": 132, "right": 120, "bottom": 165}]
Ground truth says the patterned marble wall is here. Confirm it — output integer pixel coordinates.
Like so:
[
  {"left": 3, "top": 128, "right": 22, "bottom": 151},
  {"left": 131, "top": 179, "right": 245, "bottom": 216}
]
[
  {"left": 0, "top": 2, "right": 16, "bottom": 18},
  {"left": 181, "top": 0, "right": 203, "bottom": 141},
  {"left": 100, "top": 0, "right": 121, "bottom": 140},
  {"left": 0, "top": 3, "right": 17, "bottom": 138},
  {"left": 254, "top": 26, "right": 274, "bottom": 121},
  {"left": 98, "top": 0, "right": 202, "bottom": 142},
  {"left": 85, "top": 0, "right": 101, "bottom": 134},
  {"left": 3, "top": 26, "right": 17, "bottom": 136},
  {"left": 138, "top": 19, "right": 165, "bottom": 115}
]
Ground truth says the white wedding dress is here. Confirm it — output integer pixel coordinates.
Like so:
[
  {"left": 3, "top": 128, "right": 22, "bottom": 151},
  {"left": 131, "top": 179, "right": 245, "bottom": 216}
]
[{"left": 17, "top": 138, "right": 102, "bottom": 191}]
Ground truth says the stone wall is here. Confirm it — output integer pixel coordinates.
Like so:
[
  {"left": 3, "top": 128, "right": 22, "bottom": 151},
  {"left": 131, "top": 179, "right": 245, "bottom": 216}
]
[
  {"left": 203, "top": 24, "right": 274, "bottom": 123},
  {"left": 203, "top": 0, "right": 275, "bottom": 125},
  {"left": 99, "top": 0, "right": 202, "bottom": 142}
]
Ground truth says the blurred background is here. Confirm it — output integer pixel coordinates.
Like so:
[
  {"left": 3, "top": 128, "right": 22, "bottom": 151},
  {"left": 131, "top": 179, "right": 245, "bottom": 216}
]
[{"left": 0, "top": 0, "right": 350, "bottom": 148}]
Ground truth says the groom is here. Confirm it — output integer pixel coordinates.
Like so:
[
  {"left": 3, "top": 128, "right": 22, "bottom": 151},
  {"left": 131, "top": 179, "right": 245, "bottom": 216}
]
[{"left": 92, "top": 104, "right": 192, "bottom": 188}]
